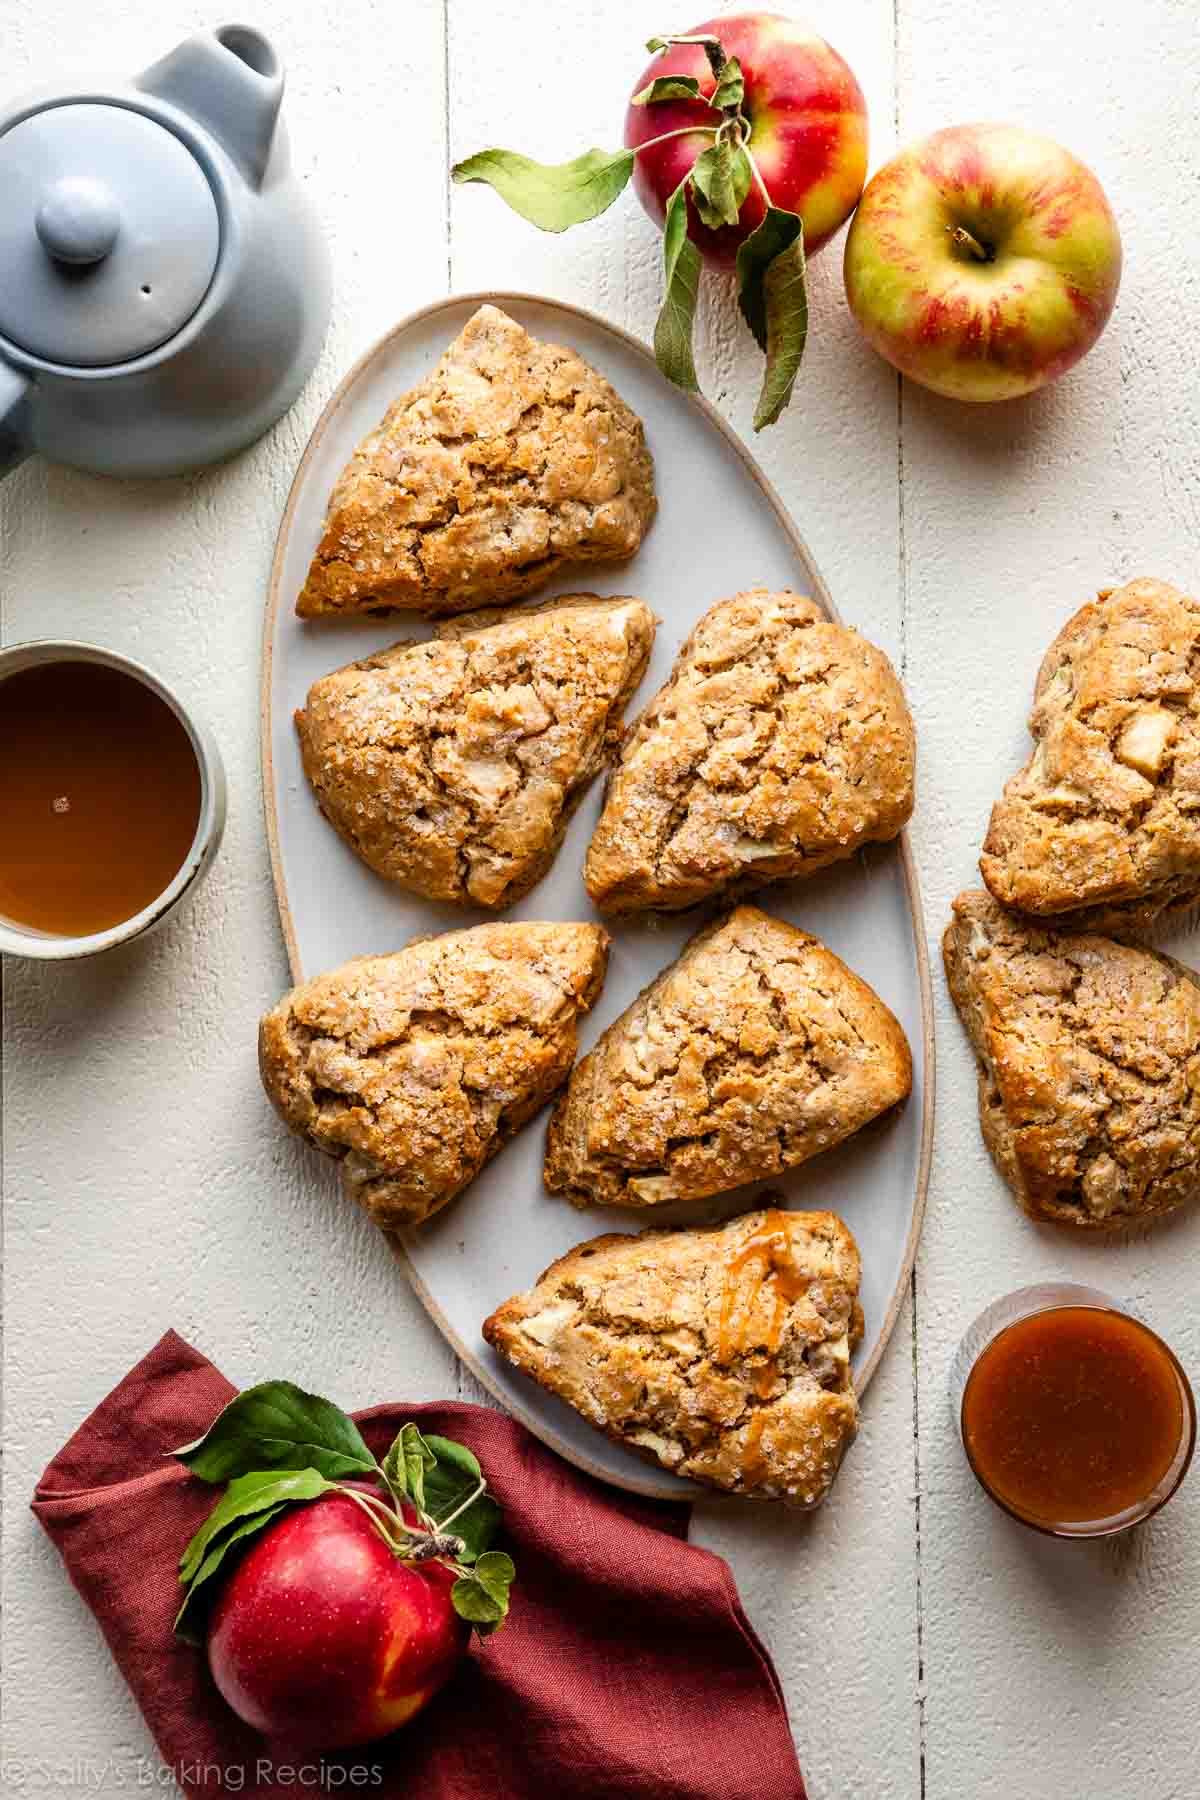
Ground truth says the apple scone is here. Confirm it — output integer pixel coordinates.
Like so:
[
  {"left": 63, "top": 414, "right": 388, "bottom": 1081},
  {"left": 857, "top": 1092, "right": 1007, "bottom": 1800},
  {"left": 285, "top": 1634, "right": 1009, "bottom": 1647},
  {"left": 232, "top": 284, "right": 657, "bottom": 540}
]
[
  {"left": 483, "top": 1206, "right": 862, "bottom": 1506},
  {"left": 296, "top": 595, "right": 656, "bottom": 909},
  {"left": 981, "top": 578, "right": 1200, "bottom": 933},
  {"left": 944, "top": 890, "right": 1200, "bottom": 1229},
  {"left": 259, "top": 922, "right": 609, "bottom": 1228},
  {"left": 545, "top": 905, "right": 912, "bottom": 1209},
  {"left": 296, "top": 305, "right": 656, "bottom": 618},
  {"left": 584, "top": 588, "right": 914, "bottom": 914}
]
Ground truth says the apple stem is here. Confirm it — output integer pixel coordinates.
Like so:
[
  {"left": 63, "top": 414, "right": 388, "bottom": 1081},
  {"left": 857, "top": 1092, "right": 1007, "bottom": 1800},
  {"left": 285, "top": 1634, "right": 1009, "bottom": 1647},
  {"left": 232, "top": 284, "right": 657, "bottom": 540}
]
[
  {"left": 650, "top": 33, "right": 727, "bottom": 77},
  {"left": 743, "top": 144, "right": 774, "bottom": 211},
  {"left": 407, "top": 1532, "right": 468, "bottom": 1563},
  {"left": 634, "top": 124, "right": 719, "bottom": 155},
  {"left": 338, "top": 1485, "right": 411, "bottom": 1550},
  {"left": 433, "top": 1476, "right": 488, "bottom": 1535},
  {"left": 948, "top": 224, "right": 993, "bottom": 262}
]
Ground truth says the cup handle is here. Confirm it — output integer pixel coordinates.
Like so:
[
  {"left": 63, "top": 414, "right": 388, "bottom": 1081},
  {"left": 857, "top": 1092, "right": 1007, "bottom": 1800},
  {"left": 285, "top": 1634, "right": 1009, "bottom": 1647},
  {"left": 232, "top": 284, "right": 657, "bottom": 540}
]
[{"left": 0, "top": 363, "right": 31, "bottom": 478}]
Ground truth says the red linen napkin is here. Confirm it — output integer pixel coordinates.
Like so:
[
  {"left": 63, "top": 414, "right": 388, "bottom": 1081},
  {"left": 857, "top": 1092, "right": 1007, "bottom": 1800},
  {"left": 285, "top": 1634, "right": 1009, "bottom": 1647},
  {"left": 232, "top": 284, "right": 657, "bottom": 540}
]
[{"left": 32, "top": 1331, "right": 806, "bottom": 1800}]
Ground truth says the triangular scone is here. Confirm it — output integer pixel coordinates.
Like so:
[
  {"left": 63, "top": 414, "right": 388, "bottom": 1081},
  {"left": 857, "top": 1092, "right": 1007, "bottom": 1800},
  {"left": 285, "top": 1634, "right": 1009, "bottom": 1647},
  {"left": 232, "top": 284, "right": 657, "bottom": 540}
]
[
  {"left": 584, "top": 589, "right": 914, "bottom": 914},
  {"left": 945, "top": 890, "right": 1200, "bottom": 1229},
  {"left": 981, "top": 578, "right": 1200, "bottom": 933},
  {"left": 483, "top": 1206, "right": 862, "bottom": 1507},
  {"left": 545, "top": 905, "right": 911, "bottom": 1208},
  {"left": 296, "top": 595, "right": 655, "bottom": 909},
  {"left": 297, "top": 305, "right": 656, "bottom": 618},
  {"left": 259, "top": 922, "right": 609, "bottom": 1228}
]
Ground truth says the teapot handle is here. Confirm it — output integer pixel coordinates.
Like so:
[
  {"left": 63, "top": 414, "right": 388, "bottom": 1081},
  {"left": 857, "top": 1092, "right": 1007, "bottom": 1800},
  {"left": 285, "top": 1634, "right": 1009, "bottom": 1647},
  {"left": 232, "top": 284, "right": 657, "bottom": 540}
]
[{"left": 0, "top": 364, "right": 31, "bottom": 478}]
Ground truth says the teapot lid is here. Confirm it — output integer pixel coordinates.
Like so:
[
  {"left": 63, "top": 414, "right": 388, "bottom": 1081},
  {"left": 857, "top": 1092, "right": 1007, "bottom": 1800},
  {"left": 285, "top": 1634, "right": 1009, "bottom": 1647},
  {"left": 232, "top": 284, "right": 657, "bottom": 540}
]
[{"left": 0, "top": 102, "right": 219, "bottom": 368}]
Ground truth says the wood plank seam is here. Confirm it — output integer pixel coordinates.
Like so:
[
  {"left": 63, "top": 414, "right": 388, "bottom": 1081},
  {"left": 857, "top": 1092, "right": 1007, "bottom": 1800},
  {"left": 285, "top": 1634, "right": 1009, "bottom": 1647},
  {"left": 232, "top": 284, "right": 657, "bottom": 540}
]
[{"left": 894, "top": 0, "right": 926, "bottom": 1790}]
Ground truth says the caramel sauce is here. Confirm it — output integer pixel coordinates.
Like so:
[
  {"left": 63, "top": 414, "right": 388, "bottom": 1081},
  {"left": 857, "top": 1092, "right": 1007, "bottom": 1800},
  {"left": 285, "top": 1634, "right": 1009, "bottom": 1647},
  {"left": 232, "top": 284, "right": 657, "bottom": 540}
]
[
  {"left": 962, "top": 1307, "right": 1189, "bottom": 1528},
  {"left": 0, "top": 661, "right": 201, "bottom": 937},
  {"left": 718, "top": 1215, "right": 816, "bottom": 1488},
  {"left": 740, "top": 1408, "right": 769, "bottom": 1486},
  {"left": 717, "top": 1212, "right": 808, "bottom": 1367}
]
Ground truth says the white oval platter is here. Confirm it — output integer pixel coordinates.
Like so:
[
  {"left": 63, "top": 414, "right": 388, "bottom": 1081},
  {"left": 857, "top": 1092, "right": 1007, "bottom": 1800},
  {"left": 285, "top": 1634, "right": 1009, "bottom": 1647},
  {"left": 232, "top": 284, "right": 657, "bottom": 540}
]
[{"left": 263, "top": 291, "right": 934, "bottom": 1501}]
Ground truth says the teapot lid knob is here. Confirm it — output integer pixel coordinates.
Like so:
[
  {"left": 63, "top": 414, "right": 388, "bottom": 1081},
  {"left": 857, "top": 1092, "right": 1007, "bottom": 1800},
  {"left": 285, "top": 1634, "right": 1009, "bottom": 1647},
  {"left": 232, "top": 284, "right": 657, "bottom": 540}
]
[{"left": 36, "top": 177, "right": 121, "bottom": 266}]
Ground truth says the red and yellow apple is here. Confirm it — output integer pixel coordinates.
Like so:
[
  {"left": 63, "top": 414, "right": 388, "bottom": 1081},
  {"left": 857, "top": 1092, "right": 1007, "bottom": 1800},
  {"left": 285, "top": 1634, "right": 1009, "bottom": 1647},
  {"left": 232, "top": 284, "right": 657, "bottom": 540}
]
[
  {"left": 843, "top": 123, "right": 1122, "bottom": 401},
  {"left": 207, "top": 1489, "right": 467, "bottom": 1750},
  {"left": 624, "top": 13, "right": 868, "bottom": 268}
]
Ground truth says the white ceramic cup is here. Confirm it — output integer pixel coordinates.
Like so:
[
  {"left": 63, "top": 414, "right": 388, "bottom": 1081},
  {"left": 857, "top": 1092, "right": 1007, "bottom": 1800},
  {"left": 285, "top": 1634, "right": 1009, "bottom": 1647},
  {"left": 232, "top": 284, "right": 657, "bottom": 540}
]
[{"left": 0, "top": 639, "right": 226, "bottom": 959}]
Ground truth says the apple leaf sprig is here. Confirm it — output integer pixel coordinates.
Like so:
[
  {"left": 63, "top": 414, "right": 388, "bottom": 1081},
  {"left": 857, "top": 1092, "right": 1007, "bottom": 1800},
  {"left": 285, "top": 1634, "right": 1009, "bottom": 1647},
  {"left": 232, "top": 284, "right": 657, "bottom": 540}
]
[
  {"left": 452, "top": 31, "right": 807, "bottom": 430},
  {"left": 171, "top": 1381, "right": 514, "bottom": 1644}
]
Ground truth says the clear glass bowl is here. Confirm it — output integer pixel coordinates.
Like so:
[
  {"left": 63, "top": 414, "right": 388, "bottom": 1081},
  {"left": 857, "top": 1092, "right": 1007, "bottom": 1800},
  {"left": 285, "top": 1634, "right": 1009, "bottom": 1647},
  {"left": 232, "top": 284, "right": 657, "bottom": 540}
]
[{"left": 949, "top": 1283, "right": 1196, "bottom": 1539}]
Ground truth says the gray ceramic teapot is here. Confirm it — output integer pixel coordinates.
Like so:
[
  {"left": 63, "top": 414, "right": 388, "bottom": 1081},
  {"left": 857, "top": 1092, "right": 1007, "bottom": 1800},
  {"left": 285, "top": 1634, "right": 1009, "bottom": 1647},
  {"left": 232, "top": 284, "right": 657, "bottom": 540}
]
[{"left": 0, "top": 24, "right": 330, "bottom": 479}]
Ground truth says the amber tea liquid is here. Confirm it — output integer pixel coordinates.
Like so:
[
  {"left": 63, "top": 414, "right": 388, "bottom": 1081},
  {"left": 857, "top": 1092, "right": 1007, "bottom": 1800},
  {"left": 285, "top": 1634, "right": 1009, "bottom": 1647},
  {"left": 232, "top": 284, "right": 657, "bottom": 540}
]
[{"left": 0, "top": 660, "right": 202, "bottom": 937}]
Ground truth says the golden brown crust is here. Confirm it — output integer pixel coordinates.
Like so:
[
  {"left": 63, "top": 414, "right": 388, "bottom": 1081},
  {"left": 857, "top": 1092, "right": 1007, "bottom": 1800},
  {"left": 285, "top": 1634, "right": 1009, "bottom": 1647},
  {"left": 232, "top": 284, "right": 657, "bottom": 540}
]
[
  {"left": 944, "top": 890, "right": 1200, "bottom": 1230},
  {"left": 544, "top": 905, "right": 912, "bottom": 1209},
  {"left": 296, "top": 306, "right": 656, "bottom": 618},
  {"left": 482, "top": 1205, "right": 862, "bottom": 1506},
  {"left": 295, "top": 595, "right": 656, "bottom": 909},
  {"left": 981, "top": 578, "right": 1200, "bottom": 933},
  {"left": 259, "top": 922, "right": 609, "bottom": 1228},
  {"left": 583, "top": 588, "right": 915, "bottom": 915}
]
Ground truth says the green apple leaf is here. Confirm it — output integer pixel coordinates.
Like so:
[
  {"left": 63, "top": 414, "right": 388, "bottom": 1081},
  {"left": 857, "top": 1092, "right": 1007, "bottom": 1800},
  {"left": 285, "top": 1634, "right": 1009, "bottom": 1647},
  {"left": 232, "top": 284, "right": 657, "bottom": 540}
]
[
  {"left": 631, "top": 75, "right": 704, "bottom": 106},
  {"left": 735, "top": 206, "right": 803, "bottom": 350},
  {"left": 736, "top": 206, "right": 808, "bottom": 426},
  {"left": 172, "top": 1380, "right": 378, "bottom": 1484},
  {"left": 691, "top": 141, "right": 742, "bottom": 229},
  {"left": 755, "top": 229, "right": 808, "bottom": 430},
  {"left": 423, "top": 1435, "right": 482, "bottom": 1486},
  {"left": 653, "top": 179, "right": 702, "bottom": 394},
  {"left": 423, "top": 1436, "right": 500, "bottom": 1563},
  {"left": 174, "top": 1503, "right": 291, "bottom": 1644},
  {"left": 474, "top": 1550, "right": 516, "bottom": 1606},
  {"left": 728, "top": 147, "right": 752, "bottom": 217},
  {"left": 178, "top": 1468, "right": 334, "bottom": 1583},
  {"left": 451, "top": 1550, "right": 516, "bottom": 1637},
  {"left": 382, "top": 1422, "right": 437, "bottom": 1512},
  {"left": 451, "top": 146, "right": 635, "bottom": 233},
  {"left": 711, "top": 56, "right": 744, "bottom": 112}
]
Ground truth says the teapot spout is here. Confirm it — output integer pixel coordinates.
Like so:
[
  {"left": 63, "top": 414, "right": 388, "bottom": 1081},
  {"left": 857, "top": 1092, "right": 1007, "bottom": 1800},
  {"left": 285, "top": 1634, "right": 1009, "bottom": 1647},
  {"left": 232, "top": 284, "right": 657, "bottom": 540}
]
[
  {"left": 0, "top": 364, "right": 32, "bottom": 479},
  {"left": 136, "top": 24, "right": 284, "bottom": 188}
]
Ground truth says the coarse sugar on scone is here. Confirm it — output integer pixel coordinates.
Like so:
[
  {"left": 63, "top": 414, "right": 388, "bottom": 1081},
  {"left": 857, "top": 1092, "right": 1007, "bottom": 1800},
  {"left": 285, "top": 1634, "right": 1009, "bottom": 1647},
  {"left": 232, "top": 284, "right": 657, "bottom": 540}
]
[
  {"left": 545, "top": 904, "right": 912, "bottom": 1208},
  {"left": 483, "top": 1205, "right": 862, "bottom": 1506},
  {"left": 297, "top": 305, "right": 656, "bottom": 617},
  {"left": 981, "top": 578, "right": 1200, "bottom": 934},
  {"left": 296, "top": 595, "right": 655, "bottom": 908},
  {"left": 259, "top": 922, "right": 609, "bottom": 1227},
  {"left": 944, "top": 889, "right": 1200, "bottom": 1229},
  {"left": 584, "top": 587, "right": 914, "bottom": 914}
]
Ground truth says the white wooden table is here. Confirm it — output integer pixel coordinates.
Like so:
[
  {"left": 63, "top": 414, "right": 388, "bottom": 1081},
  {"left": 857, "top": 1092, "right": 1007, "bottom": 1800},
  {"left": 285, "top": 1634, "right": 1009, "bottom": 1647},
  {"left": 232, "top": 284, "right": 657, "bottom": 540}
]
[{"left": 4, "top": 3, "right": 1198, "bottom": 1794}]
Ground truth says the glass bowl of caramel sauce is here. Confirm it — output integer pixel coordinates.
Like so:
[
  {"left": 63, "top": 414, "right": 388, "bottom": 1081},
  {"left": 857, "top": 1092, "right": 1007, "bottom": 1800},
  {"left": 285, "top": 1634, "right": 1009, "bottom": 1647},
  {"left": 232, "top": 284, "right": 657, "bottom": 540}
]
[{"left": 951, "top": 1284, "right": 1196, "bottom": 1538}]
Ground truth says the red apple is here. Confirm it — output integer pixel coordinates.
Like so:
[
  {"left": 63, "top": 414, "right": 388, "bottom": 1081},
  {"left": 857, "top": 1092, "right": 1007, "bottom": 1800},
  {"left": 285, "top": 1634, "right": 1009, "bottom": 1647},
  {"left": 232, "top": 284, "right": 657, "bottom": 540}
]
[
  {"left": 843, "top": 123, "right": 1122, "bottom": 401},
  {"left": 207, "top": 1489, "right": 467, "bottom": 1750},
  {"left": 624, "top": 13, "right": 868, "bottom": 268}
]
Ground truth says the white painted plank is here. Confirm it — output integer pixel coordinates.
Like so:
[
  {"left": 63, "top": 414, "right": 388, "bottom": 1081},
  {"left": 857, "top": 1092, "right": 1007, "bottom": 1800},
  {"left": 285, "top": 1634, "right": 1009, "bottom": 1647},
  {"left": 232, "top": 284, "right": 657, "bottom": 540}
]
[
  {"left": 901, "top": 1, "right": 1200, "bottom": 1795},
  {"left": 1, "top": 2, "right": 455, "bottom": 1785},
  {"left": 448, "top": 6, "right": 919, "bottom": 1795}
]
